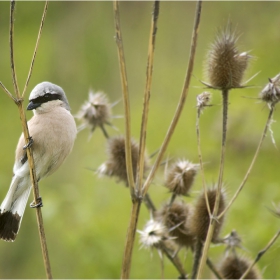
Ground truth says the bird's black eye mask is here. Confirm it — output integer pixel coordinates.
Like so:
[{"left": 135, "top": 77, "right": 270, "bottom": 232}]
[{"left": 27, "top": 93, "right": 61, "bottom": 110}]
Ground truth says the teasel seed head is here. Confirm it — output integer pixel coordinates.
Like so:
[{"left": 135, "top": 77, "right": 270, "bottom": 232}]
[
  {"left": 259, "top": 73, "right": 280, "bottom": 108},
  {"left": 76, "top": 90, "right": 112, "bottom": 137},
  {"left": 97, "top": 135, "right": 149, "bottom": 186},
  {"left": 197, "top": 91, "right": 212, "bottom": 111},
  {"left": 205, "top": 26, "right": 250, "bottom": 90},
  {"left": 137, "top": 219, "right": 170, "bottom": 250},
  {"left": 155, "top": 201, "right": 195, "bottom": 248},
  {"left": 219, "top": 254, "right": 262, "bottom": 279},
  {"left": 222, "top": 230, "right": 244, "bottom": 254},
  {"left": 165, "top": 160, "right": 199, "bottom": 196},
  {"left": 190, "top": 187, "right": 226, "bottom": 242}
]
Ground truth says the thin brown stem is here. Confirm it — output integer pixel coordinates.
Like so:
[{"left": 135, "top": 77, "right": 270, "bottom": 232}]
[
  {"left": 197, "top": 89, "right": 229, "bottom": 278},
  {"left": 240, "top": 230, "right": 280, "bottom": 279},
  {"left": 136, "top": 0, "right": 160, "bottom": 196},
  {"left": 22, "top": 1, "right": 49, "bottom": 98},
  {"left": 113, "top": 0, "right": 135, "bottom": 197},
  {"left": 191, "top": 239, "right": 204, "bottom": 279},
  {"left": 0, "top": 81, "right": 17, "bottom": 103},
  {"left": 142, "top": 0, "right": 203, "bottom": 197},
  {"left": 218, "top": 106, "right": 275, "bottom": 219},
  {"left": 9, "top": 1, "right": 52, "bottom": 278}
]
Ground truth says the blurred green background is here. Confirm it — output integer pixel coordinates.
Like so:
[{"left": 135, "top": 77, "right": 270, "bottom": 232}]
[{"left": 0, "top": 1, "right": 280, "bottom": 278}]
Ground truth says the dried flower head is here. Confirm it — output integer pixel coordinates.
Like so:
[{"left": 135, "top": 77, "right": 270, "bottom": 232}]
[
  {"left": 197, "top": 91, "right": 212, "bottom": 111},
  {"left": 155, "top": 201, "right": 195, "bottom": 248},
  {"left": 190, "top": 187, "right": 226, "bottom": 242},
  {"left": 206, "top": 26, "right": 250, "bottom": 90},
  {"left": 219, "top": 254, "right": 262, "bottom": 279},
  {"left": 165, "top": 160, "right": 199, "bottom": 196},
  {"left": 222, "top": 230, "right": 244, "bottom": 254},
  {"left": 137, "top": 219, "right": 169, "bottom": 250},
  {"left": 76, "top": 90, "right": 112, "bottom": 137},
  {"left": 259, "top": 73, "right": 280, "bottom": 108},
  {"left": 97, "top": 135, "right": 148, "bottom": 186}
]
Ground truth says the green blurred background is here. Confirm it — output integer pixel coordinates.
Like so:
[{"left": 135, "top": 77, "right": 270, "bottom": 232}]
[{"left": 0, "top": 1, "right": 280, "bottom": 278}]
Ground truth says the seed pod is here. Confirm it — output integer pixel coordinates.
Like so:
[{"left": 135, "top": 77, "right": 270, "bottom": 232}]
[
  {"left": 219, "top": 254, "right": 262, "bottom": 279},
  {"left": 190, "top": 187, "right": 226, "bottom": 242},
  {"left": 206, "top": 26, "right": 250, "bottom": 90},
  {"left": 97, "top": 135, "right": 148, "bottom": 186},
  {"left": 165, "top": 160, "right": 199, "bottom": 196},
  {"left": 155, "top": 201, "right": 195, "bottom": 248}
]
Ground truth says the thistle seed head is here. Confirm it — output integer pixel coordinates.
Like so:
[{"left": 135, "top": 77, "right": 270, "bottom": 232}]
[
  {"left": 165, "top": 160, "right": 199, "bottom": 196},
  {"left": 190, "top": 187, "right": 226, "bottom": 242},
  {"left": 97, "top": 135, "right": 149, "bottom": 186},
  {"left": 137, "top": 219, "right": 169, "bottom": 250},
  {"left": 206, "top": 26, "right": 250, "bottom": 90},
  {"left": 76, "top": 90, "right": 112, "bottom": 136},
  {"left": 197, "top": 91, "right": 212, "bottom": 111},
  {"left": 222, "top": 230, "right": 243, "bottom": 253},
  {"left": 219, "top": 254, "right": 262, "bottom": 279},
  {"left": 259, "top": 73, "right": 280, "bottom": 108},
  {"left": 155, "top": 201, "right": 195, "bottom": 248}
]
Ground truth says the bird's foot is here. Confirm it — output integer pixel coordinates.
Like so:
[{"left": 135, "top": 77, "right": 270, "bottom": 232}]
[
  {"left": 30, "top": 196, "right": 43, "bottom": 208},
  {"left": 23, "top": 136, "right": 34, "bottom": 150}
]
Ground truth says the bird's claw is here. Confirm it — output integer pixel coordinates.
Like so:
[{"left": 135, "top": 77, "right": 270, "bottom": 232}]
[
  {"left": 30, "top": 196, "right": 43, "bottom": 208},
  {"left": 23, "top": 137, "right": 34, "bottom": 150}
]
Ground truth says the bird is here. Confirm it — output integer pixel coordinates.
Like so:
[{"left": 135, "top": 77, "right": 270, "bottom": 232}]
[{"left": 0, "top": 82, "right": 77, "bottom": 241}]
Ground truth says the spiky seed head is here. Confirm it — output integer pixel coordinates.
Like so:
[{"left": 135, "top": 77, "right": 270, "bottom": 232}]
[
  {"left": 137, "top": 219, "right": 169, "bottom": 250},
  {"left": 165, "top": 160, "right": 199, "bottom": 196},
  {"left": 206, "top": 26, "right": 250, "bottom": 90},
  {"left": 197, "top": 91, "right": 212, "bottom": 111},
  {"left": 155, "top": 201, "right": 195, "bottom": 248},
  {"left": 97, "top": 135, "right": 148, "bottom": 186},
  {"left": 76, "top": 90, "right": 112, "bottom": 133},
  {"left": 190, "top": 187, "right": 226, "bottom": 242},
  {"left": 219, "top": 254, "right": 262, "bottom": 279},
  {"left": 259, "top": 73, "right": 280, "bottom": 108},
  {"left": 222, "top": 230, "right": 243, "bottom": 254}
]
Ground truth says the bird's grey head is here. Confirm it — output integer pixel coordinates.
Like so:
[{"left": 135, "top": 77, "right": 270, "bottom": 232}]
[{"left": 27, "top": 82, "right": 70, "bottom": 112}]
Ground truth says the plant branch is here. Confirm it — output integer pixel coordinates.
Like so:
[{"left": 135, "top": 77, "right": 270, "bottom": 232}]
[
  {"left": 136, "top": 0, "right": 160, "bottom": 196},
  {"left": 113, "top": 0, "right": 135, "bottom": 197},
  {"left": 218, "top": 105, "right": 275, "bottom": 219},
  {"left": 142, "top": 0, "right": 203, "bottom": 197}
]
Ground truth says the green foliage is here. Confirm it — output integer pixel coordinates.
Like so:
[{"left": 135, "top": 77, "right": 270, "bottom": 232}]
[{"left": 0, "top": 1, "right": 280, "bottom": 278}]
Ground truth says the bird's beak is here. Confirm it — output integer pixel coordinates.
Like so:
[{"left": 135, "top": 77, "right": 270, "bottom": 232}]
[{"left": 27, "top": 100, "right": 41, "bottom": 110}]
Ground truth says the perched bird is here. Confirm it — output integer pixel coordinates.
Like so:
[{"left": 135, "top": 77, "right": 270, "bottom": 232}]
[{"left": 0, "top": 82, "right": 77, "bottom": 241}]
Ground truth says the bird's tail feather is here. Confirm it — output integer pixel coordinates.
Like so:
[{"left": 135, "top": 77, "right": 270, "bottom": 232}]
[{"left": 0, "top": 176, "right": 31, "bottom": 242}]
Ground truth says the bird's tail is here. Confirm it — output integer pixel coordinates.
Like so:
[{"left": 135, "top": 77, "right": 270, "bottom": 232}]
[{"left": 0, "top": 176, "right": 31, "bottom": 241}]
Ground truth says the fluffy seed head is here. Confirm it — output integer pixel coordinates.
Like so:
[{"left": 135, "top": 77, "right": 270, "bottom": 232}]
[
  {"left": 76, "top": 90, "right": 112, "bottom": 134},
  {"left": 206, "top": 27, "right": 250, "bottom": 89},
  {"left": 137, "top": 219, "right": 169, "bottom": 250},
  {"left": 97, "top": 135, "right": 148, "bottom": 186},
  {"left": 219, "top": 254, "right": 262, "bottom": 279},
  {"left": 165, "top": 160, "right": 199, "bottom": 196},
  {"left": 197, "top": 91, "right": 212, "bottom": 111},
  {"left": 190, "top": 187, "right": 226, "bottom": 242},
  {"left": 259, "top": 73, "right": 280, "bottom": 108},
  {"left": 155, "top": 201, "right": 195, "bottom": 248},
  {"left": 223, "top": 230, "right": 243, "bottom": 253}
]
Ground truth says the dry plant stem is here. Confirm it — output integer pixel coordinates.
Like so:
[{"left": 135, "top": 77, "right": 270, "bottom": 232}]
[
  {"left": 240, "top": 230, "right": 280, "bottom": 279},
  {"left": 218, "top": 105, "right": 275, "bottom": 219},
  {"left": 191, "top": 239, "right": 204, "bottom": 279},
  {"left": 196, "top": 89, "right": 229, "bottom": 279},
  {"left": 113, "top": 0, "right": 135, "bottom": 196},
  {"left": 142, "top": 0, "right": 202, "bottom": 197},
  {"left": 206, "top": 258, "right": 223, "bottom": 279},
  {"left": 196, "top": 108, "right": 211, "bottom": 215},
  {"left": 121, "top": 200, "right": 141, "bottom": 279},
  {"left": 9, "top": 1, "right": 52, "bottom": 278},
  {"left": 136, "top": 0, "right": 159, "bottom": 196}
]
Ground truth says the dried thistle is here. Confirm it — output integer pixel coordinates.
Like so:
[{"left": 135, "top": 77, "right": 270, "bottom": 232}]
[
  {"left": 196, "top": 91, "right": 212, "bottom": 111},
  {"left": 165, "top": 160, "right": 199, "bottom": 196},
  {"left": 259, "top": 73, "right": 280, "bottom": 108},
  {"left": 190, "top": 187, "right": 226, "bottom": 242},
  {"left": 155, "top": 201, "right": 195, "bottom": 249},
  {"left": 222, "top": 230, "right": 244, "bottom": 254},
  {"left": 76, "top": 90, "right": 113, "bottom": 138},
  {"left": 97, "top": 135, "right": 148, "bottom": 186},
  {"left": 219, "top": 254, "right": 262, "bottom": 279},
  {"left": 205, "top": 25, "right": 250, "bottom": 90}
]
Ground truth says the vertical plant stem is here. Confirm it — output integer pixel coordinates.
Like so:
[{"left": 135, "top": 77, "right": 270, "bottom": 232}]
[
  {"left": 196, "top": 89, "right": 229, "bottom": 278},
  {"left": 9, "top": 1, "right": 52, "bottom": 278},
  {"left": 218, "top": 106, "right": 275, "bottom": 219},
  {"left": 136, "top": 0, "right": 160, "bottom": 196},
  {"left": 191, "top": 239, "right": 204, "bottom": 279},
  {"left": 113, "top": 0, "right": 135, "bottom": 196},
  {"left": 142, "top": 0, "right": 202, "bottom": 197}
]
